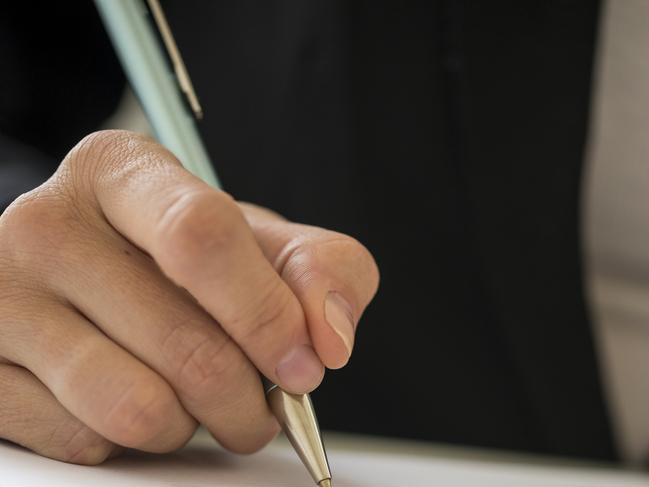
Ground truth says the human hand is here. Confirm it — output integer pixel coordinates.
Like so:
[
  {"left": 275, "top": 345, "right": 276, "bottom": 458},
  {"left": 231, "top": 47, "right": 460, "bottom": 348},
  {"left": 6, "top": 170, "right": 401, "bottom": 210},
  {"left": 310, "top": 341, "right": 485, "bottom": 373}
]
[{"left": 0, "top": 130, "right": 379, "bottom": 464}]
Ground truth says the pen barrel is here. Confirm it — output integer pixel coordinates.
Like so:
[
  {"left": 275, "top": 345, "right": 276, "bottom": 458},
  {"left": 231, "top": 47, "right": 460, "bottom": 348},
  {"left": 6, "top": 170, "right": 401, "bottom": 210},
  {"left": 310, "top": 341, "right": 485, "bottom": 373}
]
[
  {"left": 266, "top": 387, "right": 331, "bottom": 484},
  {"left": 94, "top": 2, "right": 330, "bottom": 483},
  {"left": 94, "top": 0, "right": 220, "bottom": 188}
]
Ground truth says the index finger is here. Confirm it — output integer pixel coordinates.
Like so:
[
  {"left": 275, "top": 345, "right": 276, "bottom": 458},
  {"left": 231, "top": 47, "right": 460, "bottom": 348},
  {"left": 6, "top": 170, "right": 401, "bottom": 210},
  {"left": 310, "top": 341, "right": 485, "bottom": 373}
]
[{"left": 64, "top": 130, "right": 324, "bottom": 394}]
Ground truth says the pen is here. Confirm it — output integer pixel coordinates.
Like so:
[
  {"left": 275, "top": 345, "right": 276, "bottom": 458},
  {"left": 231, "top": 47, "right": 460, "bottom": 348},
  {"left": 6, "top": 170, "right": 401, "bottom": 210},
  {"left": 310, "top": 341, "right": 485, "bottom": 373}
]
[{"left": 94, "top": 1, "right": 332, "bottom": 485}]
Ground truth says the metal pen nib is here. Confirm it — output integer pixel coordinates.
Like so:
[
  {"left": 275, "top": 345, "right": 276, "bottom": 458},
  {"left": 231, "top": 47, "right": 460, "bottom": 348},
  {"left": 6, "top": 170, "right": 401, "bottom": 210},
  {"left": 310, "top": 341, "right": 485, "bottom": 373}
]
[{"left": 266, "top": 386, "right": 332, "bottom": 486}]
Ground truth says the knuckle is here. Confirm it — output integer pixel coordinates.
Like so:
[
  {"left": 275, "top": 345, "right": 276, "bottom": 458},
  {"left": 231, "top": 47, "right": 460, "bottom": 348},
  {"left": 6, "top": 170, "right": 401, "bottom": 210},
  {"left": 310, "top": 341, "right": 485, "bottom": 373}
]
[
  {"left": 278, "top": 243, "right": 318, "bottom": 287},
  {"left": 63, "top": 130, "right": 135, "bottom": 174},
  {"left": 0, "top": 130, "right": 158, "bottom": 260},
  {"left": 35, "top": 418, "right": 114, "bottom": 465},
  {"left": 0, "top": 186, "right": 73, "bottom": 265},
  {"left": 66, "top": 444, "right": 116, "bottom": 466},
  {"left": 51, "top": 421, "right": 113, "bottom": 465},
  {"left": 154, "top": 190, "right": 241, "bottom": 281},
  {"left": 160, "top": 323, "right": 237, "bottom": 398},
  {"left": 103, "top": 381, "right": 175, "bottom": 449},
  {"left": 288, "top": 233, "right": 380, "bottom": 302},
  {"left": 61, "top": 130, "right": 128, "bottom": 184},
  {"left": 60, "top": 130, "right": 162, "bottom": 194}
]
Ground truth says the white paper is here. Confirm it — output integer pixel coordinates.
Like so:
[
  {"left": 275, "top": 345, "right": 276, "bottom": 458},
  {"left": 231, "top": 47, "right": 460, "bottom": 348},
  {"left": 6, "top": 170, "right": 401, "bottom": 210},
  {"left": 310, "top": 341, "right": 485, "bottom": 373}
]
[{"left": 1, "top": 430, "right": 648, "bottom": 487}]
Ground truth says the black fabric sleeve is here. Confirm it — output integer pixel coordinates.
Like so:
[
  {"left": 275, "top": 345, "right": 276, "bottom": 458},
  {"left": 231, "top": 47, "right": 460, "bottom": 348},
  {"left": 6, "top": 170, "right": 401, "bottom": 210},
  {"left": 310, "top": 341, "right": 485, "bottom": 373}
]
[{"left": 0, "top": 1, "right": 125, "bottom": 212}]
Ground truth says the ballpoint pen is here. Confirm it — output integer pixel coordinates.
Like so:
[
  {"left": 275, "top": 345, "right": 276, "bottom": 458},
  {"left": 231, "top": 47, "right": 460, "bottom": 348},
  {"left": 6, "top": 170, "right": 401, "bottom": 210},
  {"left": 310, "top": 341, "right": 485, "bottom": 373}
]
[{"left": 94, "top": 1, "right": 332, "bottom": 485}]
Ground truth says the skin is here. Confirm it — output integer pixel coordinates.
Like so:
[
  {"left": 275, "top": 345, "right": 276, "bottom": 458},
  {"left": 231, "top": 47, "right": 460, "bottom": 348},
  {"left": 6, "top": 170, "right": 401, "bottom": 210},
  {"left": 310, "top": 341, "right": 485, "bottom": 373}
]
[{"left": 0, "top": 130, "right": 379, "bottom": 465}]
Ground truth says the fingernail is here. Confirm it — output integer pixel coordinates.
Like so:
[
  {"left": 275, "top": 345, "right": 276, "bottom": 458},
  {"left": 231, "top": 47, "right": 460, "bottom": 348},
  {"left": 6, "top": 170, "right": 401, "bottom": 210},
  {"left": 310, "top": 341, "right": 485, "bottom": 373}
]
[
  {"left": 324, "top": 291, "right": 355, "bottom": 357},
  {"left": 276, "top": 345, "right": 324, "bottom": 393}
]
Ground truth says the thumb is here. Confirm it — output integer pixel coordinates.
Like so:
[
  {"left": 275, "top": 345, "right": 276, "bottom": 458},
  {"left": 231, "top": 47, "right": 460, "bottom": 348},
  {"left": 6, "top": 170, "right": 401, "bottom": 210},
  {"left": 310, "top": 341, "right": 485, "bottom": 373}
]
[{"left": 239, "top": 203, "right": 380, "bottom": 369}]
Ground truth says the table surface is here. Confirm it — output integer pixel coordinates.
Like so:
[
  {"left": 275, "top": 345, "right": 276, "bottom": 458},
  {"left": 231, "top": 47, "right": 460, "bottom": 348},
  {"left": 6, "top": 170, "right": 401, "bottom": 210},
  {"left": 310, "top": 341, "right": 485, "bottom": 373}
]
[{"left": 1, "top": 428, "right": 649, "bottom": 487}]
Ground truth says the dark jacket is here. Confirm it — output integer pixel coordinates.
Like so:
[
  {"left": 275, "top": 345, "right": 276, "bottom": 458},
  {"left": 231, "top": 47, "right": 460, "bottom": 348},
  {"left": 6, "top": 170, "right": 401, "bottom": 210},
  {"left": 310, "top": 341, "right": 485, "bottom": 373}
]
[{"left": 0, "top": 0, "right": 616, "bottom": 461}]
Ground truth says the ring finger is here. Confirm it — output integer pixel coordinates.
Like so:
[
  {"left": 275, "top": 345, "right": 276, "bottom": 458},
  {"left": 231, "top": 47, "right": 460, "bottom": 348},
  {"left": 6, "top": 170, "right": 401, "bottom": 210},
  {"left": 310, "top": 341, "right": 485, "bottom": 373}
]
[{"left": 0, "top": 296, "right": 197, "bottom": 452}]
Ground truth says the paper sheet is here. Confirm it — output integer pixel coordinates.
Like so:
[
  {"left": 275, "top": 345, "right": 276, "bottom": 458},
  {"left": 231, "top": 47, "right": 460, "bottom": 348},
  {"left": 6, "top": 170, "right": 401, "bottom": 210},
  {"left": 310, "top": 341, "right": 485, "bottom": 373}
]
[{"left": 1, "top": 430, "right": 648, "bottom": 487}]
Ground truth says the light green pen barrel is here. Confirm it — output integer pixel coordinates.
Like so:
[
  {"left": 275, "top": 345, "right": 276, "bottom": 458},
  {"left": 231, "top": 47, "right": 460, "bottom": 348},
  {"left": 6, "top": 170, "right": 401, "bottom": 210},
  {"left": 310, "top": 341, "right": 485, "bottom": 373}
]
[{"left": 94, "top": 0, "right": 220, "bottom": 189}]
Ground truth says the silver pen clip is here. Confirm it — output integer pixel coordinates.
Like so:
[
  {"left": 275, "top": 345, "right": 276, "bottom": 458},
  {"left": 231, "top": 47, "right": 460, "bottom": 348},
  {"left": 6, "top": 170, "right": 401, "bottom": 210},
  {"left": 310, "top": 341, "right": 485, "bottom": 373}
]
[{"left": 146, "top": 0, "right": 203, "bottom": 120}]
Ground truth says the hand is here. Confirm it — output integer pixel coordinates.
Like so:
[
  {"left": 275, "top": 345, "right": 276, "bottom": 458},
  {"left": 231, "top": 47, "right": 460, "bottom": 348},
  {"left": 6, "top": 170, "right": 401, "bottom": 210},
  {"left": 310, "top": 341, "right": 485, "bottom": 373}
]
[{"left": 0, "top": 130, "right": 379, "bottom": 464}]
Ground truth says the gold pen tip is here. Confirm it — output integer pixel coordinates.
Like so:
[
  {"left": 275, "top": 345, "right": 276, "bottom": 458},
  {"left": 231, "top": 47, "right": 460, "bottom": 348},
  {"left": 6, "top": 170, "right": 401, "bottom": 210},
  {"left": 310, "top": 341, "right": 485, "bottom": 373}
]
[{"left": 318, "top": 479, "right": 332, "bottom": 487}]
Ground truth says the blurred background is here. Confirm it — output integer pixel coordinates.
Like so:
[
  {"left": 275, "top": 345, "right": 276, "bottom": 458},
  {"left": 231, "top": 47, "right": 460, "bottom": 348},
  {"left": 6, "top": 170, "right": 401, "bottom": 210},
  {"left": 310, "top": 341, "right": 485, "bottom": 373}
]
[{"left": 583, "top": 0, "right": 649, "bottom": 466}]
